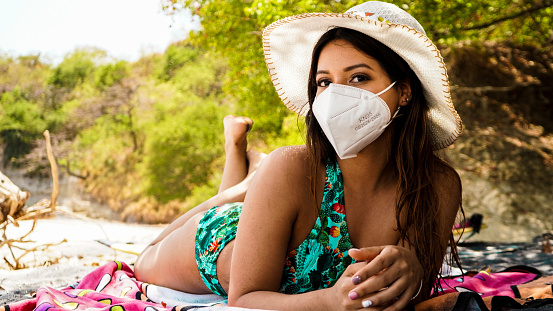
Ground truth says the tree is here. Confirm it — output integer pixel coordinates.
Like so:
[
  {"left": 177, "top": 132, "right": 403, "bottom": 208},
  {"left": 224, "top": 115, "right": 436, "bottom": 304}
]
[
  {"left": 48, "top": 49, "right": 103, "bottom": 90},
  {"left": 401, "top": 0, "right": 553, "bottom": 45},
  {"left": 161, "top": 0, "right": 359, "bottom": 137},
  {"left": 142, "top": 100, "right": 226, "bottom": 202},
  {"left": 47, "top": 48, "right": 106, "bottom": 110},
  {"left": 157, "top": 43, "right": 201, "bottom": 81},
  {"left": 160, "top": 0, "right": 552, "bottom": 141},
  {"left": 0, "top": 89, "right": 47, "bottom": 164},
  {"left": 95, "top": 61, "right": 130, "bottom": 89}
]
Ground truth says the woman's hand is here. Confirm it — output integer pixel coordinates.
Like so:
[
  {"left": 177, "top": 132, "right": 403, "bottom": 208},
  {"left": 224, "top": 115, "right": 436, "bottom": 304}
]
[
  {"left": 346, "top": 246, "right": 424, "bottom": 311},
  {"left": 329, "top": 261, "right": 372, "bottom": 310}
]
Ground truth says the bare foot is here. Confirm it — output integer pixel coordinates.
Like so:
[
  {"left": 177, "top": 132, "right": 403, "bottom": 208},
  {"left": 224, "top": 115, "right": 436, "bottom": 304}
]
[
  {"left": 246, "top": 150, "right": 267, "bottom": 176},
  {"left": 223, "top": 115, "right": 253, "bottom": 151}
]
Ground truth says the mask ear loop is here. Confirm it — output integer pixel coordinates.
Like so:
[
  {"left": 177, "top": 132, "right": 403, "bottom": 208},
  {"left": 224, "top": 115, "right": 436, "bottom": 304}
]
[
  {"left": 375, "top": 81, "right": 397, "bottom": 96},
  {"left": 384, "top": 106, "right": 401, "bottom": 126},
  {"left": 377, "top": 81, "right": 400, "bottom": 127}
]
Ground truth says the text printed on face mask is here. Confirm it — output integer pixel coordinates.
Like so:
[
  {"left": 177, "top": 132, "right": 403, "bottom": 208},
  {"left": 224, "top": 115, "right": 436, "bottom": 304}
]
[{"left": 355, "top": 112, "right": 381, "bottom": 131}]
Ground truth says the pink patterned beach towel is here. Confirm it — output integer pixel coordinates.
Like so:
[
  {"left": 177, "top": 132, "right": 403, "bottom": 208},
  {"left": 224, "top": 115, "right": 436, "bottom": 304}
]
[
  {"left": 437, "top": 266, "right": 540, "bottom": 298},
  {"left": 2, "top": 261, "right": 546, "bottom": 311},
  {"left": 2, "top": 261, "right": 257, "bottom": 311}
]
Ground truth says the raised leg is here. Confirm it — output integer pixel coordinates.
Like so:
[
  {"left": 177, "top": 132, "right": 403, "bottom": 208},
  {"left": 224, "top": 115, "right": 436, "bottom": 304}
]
[
  {"left": 134, "top": 115, "right": 267, "bottom": 294},
  {"left": 245, "top": 150, "right": 267, "bottom": 177},
  {"left": 218, "top": 115, "right": 253, "bottom": 194}
]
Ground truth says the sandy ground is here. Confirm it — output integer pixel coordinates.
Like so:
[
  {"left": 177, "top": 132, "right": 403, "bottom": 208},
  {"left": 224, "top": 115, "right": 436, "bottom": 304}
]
[
  {"left": 1, "top": 209, "right": 552, "bottom": 306},
  {"left": 0, "top": 209, "right": 164, "bottom": 304}
]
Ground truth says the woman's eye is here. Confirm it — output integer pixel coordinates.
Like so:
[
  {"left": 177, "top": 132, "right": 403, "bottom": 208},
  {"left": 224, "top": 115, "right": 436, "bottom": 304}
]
[
  {"left": 317, "top": 79, "right": 331, "bottom": 87},
  {"left": 351, "top": 75, "right": 369, "bottom": 83}
]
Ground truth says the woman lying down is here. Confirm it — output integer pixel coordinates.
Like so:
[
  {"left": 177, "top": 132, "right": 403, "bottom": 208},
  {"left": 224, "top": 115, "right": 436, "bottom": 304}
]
[{"left": 134, "top": 1, "right": 464, "bottom": 310}]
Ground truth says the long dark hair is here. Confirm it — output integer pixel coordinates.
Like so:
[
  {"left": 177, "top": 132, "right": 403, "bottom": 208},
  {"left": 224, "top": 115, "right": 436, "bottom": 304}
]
[{"left": 304, "top": 27, "right": 463, "bottom": 299}]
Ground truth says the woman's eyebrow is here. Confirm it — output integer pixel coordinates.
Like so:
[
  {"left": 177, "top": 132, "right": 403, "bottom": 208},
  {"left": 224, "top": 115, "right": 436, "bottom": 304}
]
[
  {"left": 316, "top": 64, "right": 374, "bottom": 76},
  {"left": 344, "top": 63, "right": 373, "bottom": 72}
]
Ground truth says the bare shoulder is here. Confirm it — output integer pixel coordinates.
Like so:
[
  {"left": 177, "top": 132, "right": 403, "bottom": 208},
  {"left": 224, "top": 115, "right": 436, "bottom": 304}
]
[
  {"left": 245, "top": 145, "right": 312, "bottom": 207},
  {"left": 267, "top": 145, "right": 310, "bottom": 166},
  {"left": 256, "top": 145, "right": 311, "bottom": 182}
]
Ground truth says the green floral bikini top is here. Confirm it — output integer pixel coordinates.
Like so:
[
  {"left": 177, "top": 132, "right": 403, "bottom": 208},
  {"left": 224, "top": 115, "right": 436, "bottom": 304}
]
[{"left": 279, "top": 161, "right": 354, "bottom": 294}]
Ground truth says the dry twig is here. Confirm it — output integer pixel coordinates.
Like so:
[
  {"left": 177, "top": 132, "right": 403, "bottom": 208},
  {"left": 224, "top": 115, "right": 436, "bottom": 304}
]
[
  {"left": 43, "top": 130, "right": 59, "bottom": 211},
  {"left": 0, "top": 130, "right": 64, "bottom": 269}
]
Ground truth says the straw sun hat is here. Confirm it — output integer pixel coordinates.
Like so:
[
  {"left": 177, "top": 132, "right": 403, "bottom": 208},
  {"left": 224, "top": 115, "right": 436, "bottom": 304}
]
[{"left": 262, "top": 1, "right": 463, "bottom": 150}]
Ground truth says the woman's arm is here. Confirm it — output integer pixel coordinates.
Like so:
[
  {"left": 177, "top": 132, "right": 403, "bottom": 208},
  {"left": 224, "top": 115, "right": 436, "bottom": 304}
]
[
  {"left": 342, "top": 167, "right": 462, "bottom": 310},
  {"left": 227, "top": 146, "right": 369, "bottom": 310},
  {"left": 227, "top": 146, "right": 308, "bottom": 307},
  {"left": 230, "top": 261, "right": 369, "bottom": 311}
]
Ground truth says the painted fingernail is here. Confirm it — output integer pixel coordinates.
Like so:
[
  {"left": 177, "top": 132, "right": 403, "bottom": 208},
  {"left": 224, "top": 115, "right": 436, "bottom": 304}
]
[
  {"left": 349, "top": 291, "right": 359, "bottom": 300},
  {"left": 352, "top": 275, "right": 362, "bottom": 285},
  {"left": 362, "top": 299, "right": 373, "bottom": 308}
]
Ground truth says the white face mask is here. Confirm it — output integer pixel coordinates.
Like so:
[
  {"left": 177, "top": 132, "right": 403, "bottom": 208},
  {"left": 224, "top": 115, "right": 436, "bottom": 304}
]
[{"left": 312, "top": 82, "right": 399, "bottom": 159}]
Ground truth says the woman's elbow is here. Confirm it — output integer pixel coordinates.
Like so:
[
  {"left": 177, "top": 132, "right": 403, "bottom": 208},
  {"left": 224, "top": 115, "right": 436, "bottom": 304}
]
[{"left": 227, "top": 291, "right": 246, "bottom": 308}]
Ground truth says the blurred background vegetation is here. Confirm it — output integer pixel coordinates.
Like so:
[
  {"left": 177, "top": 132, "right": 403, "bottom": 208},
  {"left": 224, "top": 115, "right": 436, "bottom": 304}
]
[{"left": 0, "top": 0, "right": 552, "bottom": 229}]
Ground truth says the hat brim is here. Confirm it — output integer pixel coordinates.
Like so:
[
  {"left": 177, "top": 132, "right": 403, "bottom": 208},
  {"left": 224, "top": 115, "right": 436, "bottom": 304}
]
[{"left": 262, "top": 13, "right": 462, "bottom": 150}]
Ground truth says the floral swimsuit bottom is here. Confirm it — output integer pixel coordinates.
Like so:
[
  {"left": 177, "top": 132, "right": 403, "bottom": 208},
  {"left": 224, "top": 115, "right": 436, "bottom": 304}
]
[{"left": 194, "top": 161, "right": 353, "bottom": 298}]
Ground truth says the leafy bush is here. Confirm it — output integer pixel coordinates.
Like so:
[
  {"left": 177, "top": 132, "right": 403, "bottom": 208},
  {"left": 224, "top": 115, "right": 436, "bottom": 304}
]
[
  {"left": 48, "top": 49, "right": 104, "bottom": 90},
  {"left": 95, "top": 61, "right": 129, "bottom": 89},
  {"left": 158, "top": 43, "right": 201, "bottom": 81},
  {"left": 141, "top": 100, "right": 228, "bottom": 202},
  {"left": 0, "top": 90, "right": 47, "bottom": 163}
]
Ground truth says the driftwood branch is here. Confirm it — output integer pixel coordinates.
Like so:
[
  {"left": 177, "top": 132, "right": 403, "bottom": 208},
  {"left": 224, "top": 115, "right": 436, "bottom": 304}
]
[
  {"left": 43, "top": 130, "right": 59, "bottom": 211},
  {"left": 0, "top": 131, "right": 65, "bottom": 269},
  {"left": 0, "top": 199, "right": 60, "bottom": 269},
  {"left": 3, "top": 236, "right": 67, "bottom": 270},
  {"left": 0, "top": 172, "right": 29, "bottom": 223}
]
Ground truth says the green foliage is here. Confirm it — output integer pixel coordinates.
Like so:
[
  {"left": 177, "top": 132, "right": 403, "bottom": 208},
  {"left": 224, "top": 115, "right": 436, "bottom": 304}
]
[
  {"left": 0, "top": 54, "right": 68, "bottom": 167},
  {"left": 42, "top": 42, "right": 233, "bottom": 216},
  {"left": 1, "top": 38, "right": 236, "bottom": 220},
  {"left": 95, "top": 61, "right": 129, "bottom": 89},
  {"left": 167, "top": 0, "right": 553, "bottom": 46},
  {"left": 0, "top": 89, "right": 47, "bottom": 162},
  {"left": 265, "top": 114, "right": 306, "bottom": 151},
  {"left": 171, "top": 53, "right": 226, "bottom": 97},
  {"left": 48, "top": 48, "right": 105, "bottom": 90},
  {"left": 77, "top": 114, "right": 134, "bottom": 154},
  {"left": 158, "top": 43, "right": 201, "bottom": 81},
  {"left": 142, "top": 100, "right": 228, "bottom": 202},
  {"left": 160, "top": 0, "right": 552, "bottom": 138},
  {"left": 184, "top": 169, "right": 223, "bottom": 212},
  {"left": 0, "top": 54, "right": 50, "bottom": 104},
  {"left": 131, "top": 53, "right": 165, "bottom": 79},
  {"left": 161, "top": 0, "right": 359, "bottom": 134},
  {"left": 395, "top": 0, "right": 553, "bottom": 45}
]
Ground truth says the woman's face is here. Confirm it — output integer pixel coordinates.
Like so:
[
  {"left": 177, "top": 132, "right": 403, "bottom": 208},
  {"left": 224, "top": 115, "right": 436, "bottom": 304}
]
[{"left": 315, "top": 39, "right": 409, "bottom": 112}]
